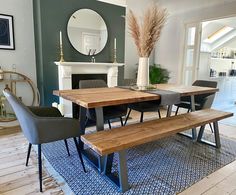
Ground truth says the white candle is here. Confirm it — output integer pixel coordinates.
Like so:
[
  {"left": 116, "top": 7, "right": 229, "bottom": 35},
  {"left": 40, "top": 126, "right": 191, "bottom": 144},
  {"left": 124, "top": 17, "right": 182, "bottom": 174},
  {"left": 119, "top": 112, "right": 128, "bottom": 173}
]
[
  {"left": 114, "top": 38, "right": 116, "bottom": 50},
  {"left": 60, "top": 31, "right": 62, "bottom": 45}
]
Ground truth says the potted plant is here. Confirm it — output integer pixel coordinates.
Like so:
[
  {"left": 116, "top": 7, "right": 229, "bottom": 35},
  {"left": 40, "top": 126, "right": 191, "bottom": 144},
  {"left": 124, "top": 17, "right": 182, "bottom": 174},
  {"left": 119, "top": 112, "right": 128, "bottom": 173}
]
[
  {"left": 128, "top": 4, "right": 168, "bottom": 89},
  {"left": 149, "top": 64, "right": 170, "bottom": 84}
]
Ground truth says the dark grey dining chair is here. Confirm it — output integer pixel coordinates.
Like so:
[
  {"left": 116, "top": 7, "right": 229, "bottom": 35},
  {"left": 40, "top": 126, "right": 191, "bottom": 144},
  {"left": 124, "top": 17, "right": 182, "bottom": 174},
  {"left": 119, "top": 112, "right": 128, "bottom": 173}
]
[
  {"left": 123, "top": 79, "right": 161, "bottom": 125},
  {"left": 175, "top": 80, "right": 217, "bottom": 131},
  {"left": 175, "top": 80, "right": 217, "bottom": 114},
  {"left": 79, "top": 79, "right": 127, "bottom": 129},
  {"left": 3, "top": 89, "right": 86, "bottom": 192}
]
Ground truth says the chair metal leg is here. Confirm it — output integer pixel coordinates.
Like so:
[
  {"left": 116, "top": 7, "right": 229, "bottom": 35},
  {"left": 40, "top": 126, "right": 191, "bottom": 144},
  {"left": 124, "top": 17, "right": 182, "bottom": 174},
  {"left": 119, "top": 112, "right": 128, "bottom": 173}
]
[
  {"left": 120, "top": 117, "right": 124, "bottom": 126},
  {"left": 84, "top": 117, "right": 89, "bottom": 128},
  {"left": 26, "top": 143, "right": 32, "bottom": 166},
  {"left": 108, "top": 120, "right": 112, "bottom": 129},
  {"left": 73, "top": 137, "right": 86, "bottom": 173},
  {"left": 38, "top": 144, "right": 42, "bottom": 192},
  {"left": 140, "top": 112, "right": 144, "bottom": 123},
  {"left": 64, "top": 139, "right": 70, "bottom": 156},
  {"left": 175, "top": 107, "right": 179, "bottom": 116},
  {"left": 124, "top": 108, "right": 132, "bottom": 126},
  {"left": 158, "top": 109, "right": 162, "bottom": 119}
]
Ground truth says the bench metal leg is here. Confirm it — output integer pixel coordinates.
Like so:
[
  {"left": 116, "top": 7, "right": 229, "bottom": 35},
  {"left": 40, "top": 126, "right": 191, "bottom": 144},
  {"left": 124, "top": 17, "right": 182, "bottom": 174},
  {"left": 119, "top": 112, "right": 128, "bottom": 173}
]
[
  {"left": 197, "top": 125, "right": 205, "bottom": 141},
  {"left": 103, "top": 151, "right": 130, "bottom": 193},
  {"left": 197, "top": 122, "right": 221, "bottom": 148},
  {"left": 118, "top": 151, "right": 129, "bottom": 192},
  {"left": 179, "top": 95, "right": 197, "bottom": 140},
  {"left": 79, "top": 106, "right": 105, "bottom": 173},
  {"left": 213, "top": 121, "right": 221, "bottom": 148}
]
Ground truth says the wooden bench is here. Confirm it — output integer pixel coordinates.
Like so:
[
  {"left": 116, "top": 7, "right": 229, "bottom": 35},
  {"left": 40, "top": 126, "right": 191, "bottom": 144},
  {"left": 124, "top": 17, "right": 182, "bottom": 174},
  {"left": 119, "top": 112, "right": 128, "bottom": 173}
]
[{"left": 81, "top": 109, "right": 233, "bottom": 192}]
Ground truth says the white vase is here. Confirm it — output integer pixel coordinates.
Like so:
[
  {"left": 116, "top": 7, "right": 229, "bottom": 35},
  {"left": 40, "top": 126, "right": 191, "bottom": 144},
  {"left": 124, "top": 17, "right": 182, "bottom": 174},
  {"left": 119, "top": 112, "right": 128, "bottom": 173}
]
[{"left": 137, "top": 57, "right": 149, "bottom": 90}]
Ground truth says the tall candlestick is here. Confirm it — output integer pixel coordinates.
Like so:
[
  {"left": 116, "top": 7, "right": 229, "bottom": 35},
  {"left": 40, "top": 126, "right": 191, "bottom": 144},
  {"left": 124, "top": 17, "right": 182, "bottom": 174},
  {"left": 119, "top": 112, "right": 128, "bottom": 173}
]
[
  {"left": 113, "top": 37, "right": 117, "bottom": 63},
  {"left": 60, "top": 31, "right": 62, "bottom": 45},
  {"left": 114, "top": 38, "right": 116, "bottom": 50},
  {"left": 59, "top": 30, "right": 64, "bottom": 62}
]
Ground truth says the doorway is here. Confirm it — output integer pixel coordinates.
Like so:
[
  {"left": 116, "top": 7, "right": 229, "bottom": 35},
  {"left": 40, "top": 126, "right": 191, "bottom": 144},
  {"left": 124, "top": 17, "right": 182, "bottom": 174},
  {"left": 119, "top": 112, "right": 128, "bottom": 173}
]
[{"left": 198, "top": 16, "right": 236, "bottom": 126}]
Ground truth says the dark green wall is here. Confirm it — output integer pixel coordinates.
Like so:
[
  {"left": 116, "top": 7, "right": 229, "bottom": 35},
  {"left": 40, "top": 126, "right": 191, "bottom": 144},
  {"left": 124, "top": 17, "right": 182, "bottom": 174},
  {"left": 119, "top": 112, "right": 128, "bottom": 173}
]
[{"left": 33, "top": 0, "right": 126, "bottom": 106}]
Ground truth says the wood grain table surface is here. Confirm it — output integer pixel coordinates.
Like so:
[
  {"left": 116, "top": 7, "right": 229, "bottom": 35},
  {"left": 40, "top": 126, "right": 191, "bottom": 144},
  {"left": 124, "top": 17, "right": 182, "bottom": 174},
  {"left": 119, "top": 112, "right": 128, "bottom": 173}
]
[{"left": 53, "top": 84, "right": 219, "bottom": 109}]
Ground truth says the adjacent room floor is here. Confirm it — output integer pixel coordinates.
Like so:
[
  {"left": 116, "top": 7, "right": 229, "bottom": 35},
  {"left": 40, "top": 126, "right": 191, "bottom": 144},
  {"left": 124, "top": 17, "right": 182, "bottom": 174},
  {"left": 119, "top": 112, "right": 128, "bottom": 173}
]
[{"left": 0, "top": 110, "right": 236, "bottom": 195}]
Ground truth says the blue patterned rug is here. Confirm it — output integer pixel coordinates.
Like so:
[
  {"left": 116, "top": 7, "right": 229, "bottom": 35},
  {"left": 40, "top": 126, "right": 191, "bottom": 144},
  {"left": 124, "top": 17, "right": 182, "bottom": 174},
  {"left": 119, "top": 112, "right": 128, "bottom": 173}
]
[{"left": 42, "top": 133, "right": 236, "bottom": 195}]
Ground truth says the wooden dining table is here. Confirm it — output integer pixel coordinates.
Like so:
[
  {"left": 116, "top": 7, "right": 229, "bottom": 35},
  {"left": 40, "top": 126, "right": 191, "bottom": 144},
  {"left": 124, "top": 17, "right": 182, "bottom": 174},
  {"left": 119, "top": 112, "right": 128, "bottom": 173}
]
[{"left": 53, "top": 84, "right": 219, "bottom": 171}]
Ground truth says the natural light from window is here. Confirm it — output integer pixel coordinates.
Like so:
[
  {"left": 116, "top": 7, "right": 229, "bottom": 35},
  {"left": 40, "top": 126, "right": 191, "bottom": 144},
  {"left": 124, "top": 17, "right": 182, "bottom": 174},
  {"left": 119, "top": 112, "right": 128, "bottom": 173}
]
[{"left": 203, "top": 26, "right": 234, "bottom": 43}]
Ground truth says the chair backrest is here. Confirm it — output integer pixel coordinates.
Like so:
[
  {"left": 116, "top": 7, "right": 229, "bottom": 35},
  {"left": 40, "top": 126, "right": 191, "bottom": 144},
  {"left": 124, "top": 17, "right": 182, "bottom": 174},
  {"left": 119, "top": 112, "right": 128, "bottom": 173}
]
[
  {"left": 192, "top": 80, "right": 217, "bottom": 88},
  {"left": 79, "top": 79, "right": 107, "bottom": 89},
  {"left": 3, "top": 90, "right": 38, "bottom": 143},
  {"left": 192, "top": 80, "right": 217, "bottom": 109}
]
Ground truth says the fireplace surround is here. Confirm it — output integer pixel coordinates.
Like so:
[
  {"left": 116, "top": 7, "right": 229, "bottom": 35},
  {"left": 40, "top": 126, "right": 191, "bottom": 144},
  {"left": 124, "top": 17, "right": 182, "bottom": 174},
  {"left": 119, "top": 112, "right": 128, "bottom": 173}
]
[{"left": 55, "top": 61, "right": 124, "bottom": 117}]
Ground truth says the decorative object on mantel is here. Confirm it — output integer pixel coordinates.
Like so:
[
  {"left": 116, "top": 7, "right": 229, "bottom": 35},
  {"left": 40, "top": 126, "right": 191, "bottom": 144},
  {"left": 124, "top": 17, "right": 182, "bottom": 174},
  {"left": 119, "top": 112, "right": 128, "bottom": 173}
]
[
  {"left": 59, "top": 31, "right": 65, "bottom": 62},
  {"left": 128, "top": 4, "right": 168, "bottom": 90},
  {"left": 113, "top": 38, "right": 117, "bottom": 63},
  {"left": 0, "top": 14, "right": 15, "bottom": 50}
]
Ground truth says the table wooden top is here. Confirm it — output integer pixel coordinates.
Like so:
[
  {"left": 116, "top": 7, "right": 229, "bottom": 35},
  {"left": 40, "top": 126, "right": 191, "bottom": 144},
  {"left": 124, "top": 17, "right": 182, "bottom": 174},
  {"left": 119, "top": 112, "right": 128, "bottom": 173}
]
[
  {"left": 53, "top": 84, "right": 219, "bottom": 108},
  {"left": 54, "top": 87, "right": 161, "bottom": 108},
  {"left": 154, "top": 84, "right": 219, "bottom": 96}
]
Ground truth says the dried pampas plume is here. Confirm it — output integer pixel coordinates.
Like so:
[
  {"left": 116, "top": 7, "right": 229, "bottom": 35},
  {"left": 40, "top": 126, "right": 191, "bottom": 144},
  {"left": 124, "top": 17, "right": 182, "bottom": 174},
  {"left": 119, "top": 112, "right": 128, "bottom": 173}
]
[{"left": 128, "top": 4, "right": 168, "bottom": 57}]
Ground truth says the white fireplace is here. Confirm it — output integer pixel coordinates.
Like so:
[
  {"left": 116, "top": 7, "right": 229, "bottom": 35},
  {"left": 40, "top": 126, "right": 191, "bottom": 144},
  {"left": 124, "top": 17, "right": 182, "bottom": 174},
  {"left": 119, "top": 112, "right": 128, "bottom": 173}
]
[{"left": 55, "top": 61, "right": 124, "bottom": 117}]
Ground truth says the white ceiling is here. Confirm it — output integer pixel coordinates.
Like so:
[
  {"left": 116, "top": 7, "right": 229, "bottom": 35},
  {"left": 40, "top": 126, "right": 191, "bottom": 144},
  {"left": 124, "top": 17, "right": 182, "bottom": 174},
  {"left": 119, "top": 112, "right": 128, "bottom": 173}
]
[
  {"left": 202, "top": 17, "right": 236, "bottom": 41},
  {"left": 157, "top": 0, "right": 236, "bottom": 14}
]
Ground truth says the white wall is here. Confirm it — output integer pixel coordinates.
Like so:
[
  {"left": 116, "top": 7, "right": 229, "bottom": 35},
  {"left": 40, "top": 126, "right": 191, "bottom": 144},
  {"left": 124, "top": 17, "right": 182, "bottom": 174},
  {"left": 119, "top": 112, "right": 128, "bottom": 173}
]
[
  {"left": 97, "top": 0, "right": 127, "bottom": 7},
  {"left": 155, "top": 0, "right": 236, "bottom": 83},
  {"left": 125, "top": 0, "right": 155, "bottom": 79},
  {"left": 0, "top": 0, "right": 37, "bottom": 96}
]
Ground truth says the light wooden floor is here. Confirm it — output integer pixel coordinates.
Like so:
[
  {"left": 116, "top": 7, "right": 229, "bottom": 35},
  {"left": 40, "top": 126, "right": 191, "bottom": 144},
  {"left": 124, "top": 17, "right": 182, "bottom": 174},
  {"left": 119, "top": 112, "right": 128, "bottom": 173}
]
[
  {"left": 1, "top": 110, "right": 236, "bottom": 195},
  {"left": 0, "top": 126, "right": 64, "bottom": 195}
]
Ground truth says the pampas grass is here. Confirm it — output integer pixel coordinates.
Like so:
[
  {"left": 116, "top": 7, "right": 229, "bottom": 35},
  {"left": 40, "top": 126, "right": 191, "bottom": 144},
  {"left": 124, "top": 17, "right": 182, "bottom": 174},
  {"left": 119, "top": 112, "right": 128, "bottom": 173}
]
[{"left": 128, "top": 4, "right": 168, "bottom": 57}]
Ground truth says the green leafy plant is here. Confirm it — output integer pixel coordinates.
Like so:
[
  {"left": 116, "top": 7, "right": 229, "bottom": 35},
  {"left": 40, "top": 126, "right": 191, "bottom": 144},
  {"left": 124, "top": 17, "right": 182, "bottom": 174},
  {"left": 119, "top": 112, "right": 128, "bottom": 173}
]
[{"left": 149, "top": 64, "right": 170, "bottom": 84}]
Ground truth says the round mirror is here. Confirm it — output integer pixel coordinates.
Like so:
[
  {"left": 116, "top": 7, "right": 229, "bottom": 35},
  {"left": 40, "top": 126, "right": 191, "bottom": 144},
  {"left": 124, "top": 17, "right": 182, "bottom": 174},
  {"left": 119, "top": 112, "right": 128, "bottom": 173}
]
[{"left": 67, "top": 9, "right": 108, "bottom": 55}]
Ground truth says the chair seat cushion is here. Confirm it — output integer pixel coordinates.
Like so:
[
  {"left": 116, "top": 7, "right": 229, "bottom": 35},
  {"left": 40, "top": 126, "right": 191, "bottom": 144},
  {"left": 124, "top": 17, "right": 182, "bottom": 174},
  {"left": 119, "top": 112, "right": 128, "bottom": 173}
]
[{"left": 175, "top": 101, "right": 202, "bottom": 111}]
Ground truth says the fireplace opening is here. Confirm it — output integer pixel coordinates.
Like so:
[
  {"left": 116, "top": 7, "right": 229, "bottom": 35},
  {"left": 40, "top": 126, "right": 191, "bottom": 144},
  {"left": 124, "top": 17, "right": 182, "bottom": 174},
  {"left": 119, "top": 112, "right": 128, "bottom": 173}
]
[{"left": 72, "top": 74, "right": 107, "bottom": 119}]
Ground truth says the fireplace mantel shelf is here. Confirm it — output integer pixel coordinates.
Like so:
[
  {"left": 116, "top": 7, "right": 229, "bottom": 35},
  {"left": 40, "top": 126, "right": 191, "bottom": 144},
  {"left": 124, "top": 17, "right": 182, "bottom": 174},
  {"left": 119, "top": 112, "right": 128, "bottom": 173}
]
[{"left": 55, "top": 61, "right": 124, "bottom": 67}]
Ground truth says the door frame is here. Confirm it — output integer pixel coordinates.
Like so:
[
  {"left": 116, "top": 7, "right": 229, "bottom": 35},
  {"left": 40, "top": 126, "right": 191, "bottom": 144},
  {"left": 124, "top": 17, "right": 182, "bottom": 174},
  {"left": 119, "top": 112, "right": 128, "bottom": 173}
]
[{"left": 180, "top": 22, "right": 202, "bottom": 85}]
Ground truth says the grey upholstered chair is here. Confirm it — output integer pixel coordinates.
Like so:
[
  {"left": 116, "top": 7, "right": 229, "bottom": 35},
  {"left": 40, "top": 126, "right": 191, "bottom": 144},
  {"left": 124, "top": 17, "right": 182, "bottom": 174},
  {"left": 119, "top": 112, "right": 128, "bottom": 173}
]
[
  {"left": 79, "top": 79, "right": 128, "bottom": 128},
  {"left": 3, "top": 89, "right": 86, "bottom": 192},
  {"left": 175, "top": 80, "right": 217, "bottom": 131},
  {"left": 123, "top": 79, "right": 161, "bottom": 125},
  {"left": 175, "top": 80, "right": 217, "bottom": 114}
]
